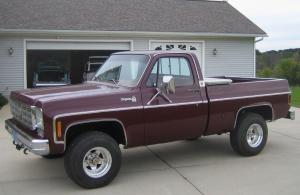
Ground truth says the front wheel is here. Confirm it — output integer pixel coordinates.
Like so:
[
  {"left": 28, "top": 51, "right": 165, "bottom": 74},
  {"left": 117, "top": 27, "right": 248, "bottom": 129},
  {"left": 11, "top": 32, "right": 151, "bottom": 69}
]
[
  {"left": 64, "top": 131, "right": 121, "bottom": 188},
  {"left": 230, "top": 113, "right": 268, "bottom": 156}
]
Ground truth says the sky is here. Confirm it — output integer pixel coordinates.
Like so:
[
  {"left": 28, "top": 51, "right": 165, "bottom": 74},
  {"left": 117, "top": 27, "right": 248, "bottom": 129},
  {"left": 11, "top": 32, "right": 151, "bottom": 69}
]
[{"left": 228, "top": 0, "right": 300, "bottom": 52}]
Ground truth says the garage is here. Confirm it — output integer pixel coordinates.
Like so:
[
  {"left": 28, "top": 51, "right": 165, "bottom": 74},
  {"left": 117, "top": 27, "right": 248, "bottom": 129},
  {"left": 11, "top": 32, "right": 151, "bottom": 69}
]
[{"left": 25, "top": 40, "right": 132, "bottom": 88}]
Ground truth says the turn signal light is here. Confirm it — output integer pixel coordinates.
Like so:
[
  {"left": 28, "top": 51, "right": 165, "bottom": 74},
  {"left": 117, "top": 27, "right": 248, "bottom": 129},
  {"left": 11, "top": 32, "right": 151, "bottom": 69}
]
[{"left": 57, "top": 121, "right": 62, "bottom": 138}]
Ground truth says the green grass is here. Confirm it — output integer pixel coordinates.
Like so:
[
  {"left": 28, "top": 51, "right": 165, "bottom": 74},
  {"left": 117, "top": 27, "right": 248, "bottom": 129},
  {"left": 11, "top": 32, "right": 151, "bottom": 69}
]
[{"left": 291, "top": 86, "right": 300, "bottom": 108}]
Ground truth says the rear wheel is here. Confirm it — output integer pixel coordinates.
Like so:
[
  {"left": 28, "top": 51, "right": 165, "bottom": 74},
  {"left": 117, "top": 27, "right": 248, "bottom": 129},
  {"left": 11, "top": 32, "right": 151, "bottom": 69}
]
[
  {"left": 64, "top": 131, "right": 121, "bottom": 188},
  {"left": 230, "top": 113, "right": 268, "bottom": 156}
]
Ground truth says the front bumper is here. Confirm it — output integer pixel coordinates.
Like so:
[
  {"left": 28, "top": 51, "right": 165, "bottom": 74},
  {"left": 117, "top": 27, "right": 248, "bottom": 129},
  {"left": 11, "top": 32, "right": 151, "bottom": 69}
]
[
  {"left": 5, "top": 119, "right": 50, "bottom": 156},
  {"left": 286, "top": 110, "right": 295, "bottom": 120}
]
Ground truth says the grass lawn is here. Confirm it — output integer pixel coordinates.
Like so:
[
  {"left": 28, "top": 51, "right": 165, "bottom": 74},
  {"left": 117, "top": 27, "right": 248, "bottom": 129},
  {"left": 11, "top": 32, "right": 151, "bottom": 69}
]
[{"left": 291, "top": 86, "right": 300, "bottom": 108}]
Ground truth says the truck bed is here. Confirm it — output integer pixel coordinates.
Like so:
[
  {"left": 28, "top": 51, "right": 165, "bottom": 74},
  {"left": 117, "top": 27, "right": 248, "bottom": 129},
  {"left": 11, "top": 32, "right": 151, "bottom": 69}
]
[{"left": 204, "top": 77, "right": 291, "bottom": 135}]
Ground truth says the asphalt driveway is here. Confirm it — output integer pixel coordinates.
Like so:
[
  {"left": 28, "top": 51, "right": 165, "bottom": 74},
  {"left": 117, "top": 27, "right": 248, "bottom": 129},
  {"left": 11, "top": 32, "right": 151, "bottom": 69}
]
[{"left": 0, "top": 105, "right": 299, "bottom": 195}]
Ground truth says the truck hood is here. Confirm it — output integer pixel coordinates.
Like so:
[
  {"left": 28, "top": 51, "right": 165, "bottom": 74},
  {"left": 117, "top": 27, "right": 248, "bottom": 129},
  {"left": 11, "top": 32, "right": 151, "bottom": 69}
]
[{"left": 10, "top": 82, "right": 141, "bottom": 117}]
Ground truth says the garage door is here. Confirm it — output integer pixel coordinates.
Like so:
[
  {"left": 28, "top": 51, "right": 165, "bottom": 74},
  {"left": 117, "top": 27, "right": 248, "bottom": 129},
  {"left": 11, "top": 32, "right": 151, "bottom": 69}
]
[
  {"left": 26, "top": 40, "right": 131, "bottom": 50},
  {"left": 150, "top": 41, "right": 203, "bottom": 70}
]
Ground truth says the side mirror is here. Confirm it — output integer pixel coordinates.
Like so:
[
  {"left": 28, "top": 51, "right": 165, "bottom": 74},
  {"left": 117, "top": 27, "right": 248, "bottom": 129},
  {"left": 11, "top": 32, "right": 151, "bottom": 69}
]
[{"left": 162, "top": 75, "right": 175, "bottom": 94}]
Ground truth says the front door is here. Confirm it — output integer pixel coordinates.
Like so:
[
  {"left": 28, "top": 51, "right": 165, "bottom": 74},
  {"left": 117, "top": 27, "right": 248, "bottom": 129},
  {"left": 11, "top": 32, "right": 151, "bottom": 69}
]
[{"left": 141, "top": 54, "right": 207, "bottom": 145}]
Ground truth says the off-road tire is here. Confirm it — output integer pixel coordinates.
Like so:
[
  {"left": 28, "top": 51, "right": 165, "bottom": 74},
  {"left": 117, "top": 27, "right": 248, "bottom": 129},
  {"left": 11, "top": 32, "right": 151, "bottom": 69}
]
[
  {"left": 64, "top": 131, "right": 121, "bottom": 188},
  {"left": 230, "top": 113, "right": 268, "bottom": 156}
]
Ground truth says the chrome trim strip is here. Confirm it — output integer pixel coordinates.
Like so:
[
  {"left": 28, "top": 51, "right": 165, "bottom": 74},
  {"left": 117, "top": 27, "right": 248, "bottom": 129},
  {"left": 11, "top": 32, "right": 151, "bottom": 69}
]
[
  {"left": 144, "top": 100, "right": 207, "bottom": 109},
  {"left": 52, "top": 106, "right": 143, "bottom": 144},
  {"left": 35, "top": 83, "right": 69, "bottom": 87},
  {"left": 5, "top": 119, "right": 50, "bottom": 156},
  {"left": 63, "top": 119, "right": 127, "bottom": 151},
  {"left": 233, "top": 103, "right": 274, "bottom": 129},
  {"left": 229, "top": 79, "right": 287, "bottom": 85},
  {"left": 209, "top": 92, "right": 290, "bottom": 102}
]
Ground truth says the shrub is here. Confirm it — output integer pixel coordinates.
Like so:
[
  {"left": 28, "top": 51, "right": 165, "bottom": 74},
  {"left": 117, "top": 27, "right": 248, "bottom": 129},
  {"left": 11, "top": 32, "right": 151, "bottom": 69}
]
[
  {"left": 274, "top": 59, "right": 300, "bottom": 85},
  {"left": 0, "top": 93, "right": 8, "bottom": 109},
  {"left": 257, "top": 68, "right": 274, "bottom": 78}
]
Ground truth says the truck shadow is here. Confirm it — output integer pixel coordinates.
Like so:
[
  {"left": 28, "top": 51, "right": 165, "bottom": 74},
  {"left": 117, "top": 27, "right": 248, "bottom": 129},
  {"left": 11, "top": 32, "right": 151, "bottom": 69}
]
[{"left": 5, "top": 134, "right": 282, "bottom": 192}]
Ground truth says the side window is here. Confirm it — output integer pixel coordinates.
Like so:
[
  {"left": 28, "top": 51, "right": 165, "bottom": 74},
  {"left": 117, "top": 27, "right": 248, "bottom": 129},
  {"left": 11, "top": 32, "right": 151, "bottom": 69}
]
[
  {"left": 146, "top": 57, "right": 194, "bottom": 87},
  {"left": 180, "top": 58, "right": 191, "bottom": 76}
]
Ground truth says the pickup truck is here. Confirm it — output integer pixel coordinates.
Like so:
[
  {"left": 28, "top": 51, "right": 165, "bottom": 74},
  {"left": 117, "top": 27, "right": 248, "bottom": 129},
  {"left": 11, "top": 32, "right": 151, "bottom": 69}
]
[{"left": 5, "top": 51, "right": 295, "bottom": 188}]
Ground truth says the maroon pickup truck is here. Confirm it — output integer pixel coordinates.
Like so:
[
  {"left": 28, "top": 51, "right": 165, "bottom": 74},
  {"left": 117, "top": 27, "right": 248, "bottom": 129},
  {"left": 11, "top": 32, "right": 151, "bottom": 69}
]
[{"left": 5, "top": 51, "right": 295, "bottom": 188}]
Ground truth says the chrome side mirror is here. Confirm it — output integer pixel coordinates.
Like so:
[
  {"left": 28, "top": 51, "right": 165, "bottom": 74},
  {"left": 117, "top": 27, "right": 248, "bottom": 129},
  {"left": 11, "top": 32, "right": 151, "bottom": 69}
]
[{"left": 162, "top": 75, "right": 175, "bottom": 94}]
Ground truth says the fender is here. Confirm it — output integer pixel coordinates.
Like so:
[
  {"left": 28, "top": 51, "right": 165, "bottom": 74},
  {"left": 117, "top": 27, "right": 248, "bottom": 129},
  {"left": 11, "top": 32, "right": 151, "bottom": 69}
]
[
  {"left": 233, "top": 103, "right": 274, "bottom": 129},
  {"left": 53, "top": 117, "right": 127, "bottom": 150}
]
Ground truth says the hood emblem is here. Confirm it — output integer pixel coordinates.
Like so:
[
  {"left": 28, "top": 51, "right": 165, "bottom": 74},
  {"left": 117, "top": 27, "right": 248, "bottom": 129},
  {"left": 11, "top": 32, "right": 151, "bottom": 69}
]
[{"left": 121, "top": 96, "right": 137, "bottom": 103}]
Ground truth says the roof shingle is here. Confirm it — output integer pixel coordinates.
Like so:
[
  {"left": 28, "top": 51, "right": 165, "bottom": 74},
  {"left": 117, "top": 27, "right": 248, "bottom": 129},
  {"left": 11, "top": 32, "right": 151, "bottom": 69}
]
[{"left": 0, "top": 0, "right": 266, "bottom": 35}]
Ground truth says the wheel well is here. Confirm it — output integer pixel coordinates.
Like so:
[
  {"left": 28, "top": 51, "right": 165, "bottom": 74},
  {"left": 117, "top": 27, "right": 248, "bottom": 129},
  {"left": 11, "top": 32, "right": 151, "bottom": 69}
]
[
  {"left": 65, "top": 121, "right": 126, "bottom": 150},
  {"left": 235, "top": 105, "right": 273, "bottom": 127}
]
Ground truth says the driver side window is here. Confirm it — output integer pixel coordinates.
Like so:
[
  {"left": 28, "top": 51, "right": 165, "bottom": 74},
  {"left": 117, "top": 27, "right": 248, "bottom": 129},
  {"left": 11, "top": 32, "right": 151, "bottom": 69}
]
[{"left": 146, "top": 57, "right": 194, "bottom": 87}]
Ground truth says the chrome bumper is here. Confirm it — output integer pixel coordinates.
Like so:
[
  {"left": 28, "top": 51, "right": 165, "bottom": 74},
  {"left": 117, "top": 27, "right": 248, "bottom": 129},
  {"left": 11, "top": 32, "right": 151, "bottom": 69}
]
[
  {"left": 5, "top": 119, "right": 50, "bottom": 156},
  {"left": 286, "top": 110, "right": 295, "bottom": 120}
]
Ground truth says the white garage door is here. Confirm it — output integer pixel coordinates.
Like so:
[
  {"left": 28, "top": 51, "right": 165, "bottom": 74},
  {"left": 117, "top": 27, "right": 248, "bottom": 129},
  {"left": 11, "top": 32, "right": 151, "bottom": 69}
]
[
  {"left": 150, "top": 41, "right": 203, "bottom": 69},
  {"left": 26, "top": 40, "right": 131, "bottom": 50}
]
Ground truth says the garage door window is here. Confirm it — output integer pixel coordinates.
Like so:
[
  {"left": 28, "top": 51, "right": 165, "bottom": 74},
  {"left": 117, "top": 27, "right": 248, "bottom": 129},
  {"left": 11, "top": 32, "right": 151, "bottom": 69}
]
[{"left": 147, "top": 57, "right": 194, "bottom": 87}]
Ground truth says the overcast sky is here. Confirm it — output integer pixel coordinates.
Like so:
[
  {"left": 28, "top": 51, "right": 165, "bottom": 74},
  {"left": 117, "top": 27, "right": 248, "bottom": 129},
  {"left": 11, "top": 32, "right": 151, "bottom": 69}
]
[{"left": 229, "top": 0, "right": 300, "bottom": 52}]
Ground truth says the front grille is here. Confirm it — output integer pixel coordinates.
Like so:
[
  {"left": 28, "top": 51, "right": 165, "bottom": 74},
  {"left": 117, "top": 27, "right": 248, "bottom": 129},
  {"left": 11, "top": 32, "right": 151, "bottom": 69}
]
[{"left": 10, "top": 99, "right": 33, "bottom": 129}]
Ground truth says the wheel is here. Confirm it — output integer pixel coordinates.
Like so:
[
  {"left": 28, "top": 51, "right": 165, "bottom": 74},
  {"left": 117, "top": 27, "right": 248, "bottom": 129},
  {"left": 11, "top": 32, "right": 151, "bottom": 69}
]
[
  {"left": 64, "top": 131, "right": 121, "bottom": 188},
  {"left": 42, "top": 154, "right": 64, "bottom": 159},
  {"left": 230, "top": 113, "right": 268, "bottom": 156}
]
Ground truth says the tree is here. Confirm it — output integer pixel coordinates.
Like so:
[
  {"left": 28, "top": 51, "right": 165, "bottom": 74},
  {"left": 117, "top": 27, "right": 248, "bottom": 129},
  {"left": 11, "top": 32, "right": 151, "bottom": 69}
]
[
  {"left": 274, "top": 59, "right": 300, "bottom": 85},
  {"left": 257, "top": 68, "right": 274, "bottom": 78}
]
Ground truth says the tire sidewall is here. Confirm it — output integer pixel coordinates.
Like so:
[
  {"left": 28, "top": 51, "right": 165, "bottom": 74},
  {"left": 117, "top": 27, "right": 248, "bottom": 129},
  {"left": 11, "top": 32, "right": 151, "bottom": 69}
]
[
  {"left": 65, "top": 132, "right": 121, "bottom": 188},
  {"left": 237, "top": 113, "right": 268, "bottom": 155}
]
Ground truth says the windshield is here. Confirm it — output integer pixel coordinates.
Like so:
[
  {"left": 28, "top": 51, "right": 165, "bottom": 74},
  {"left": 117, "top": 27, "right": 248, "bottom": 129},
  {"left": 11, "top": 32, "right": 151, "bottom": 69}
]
[{"left": 93, "top": 54, "right": 149, "bottom": 87}]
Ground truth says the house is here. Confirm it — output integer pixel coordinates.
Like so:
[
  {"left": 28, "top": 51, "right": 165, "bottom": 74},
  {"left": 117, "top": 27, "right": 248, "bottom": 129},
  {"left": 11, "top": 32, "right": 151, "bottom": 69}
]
[{"left": 0, "top": 0, "right": 266, "bottom": 95}]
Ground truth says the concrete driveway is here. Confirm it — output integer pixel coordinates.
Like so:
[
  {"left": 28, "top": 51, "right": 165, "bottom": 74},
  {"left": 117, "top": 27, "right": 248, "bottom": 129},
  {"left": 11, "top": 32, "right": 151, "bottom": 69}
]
[{"left": 0, "top": 105, "right": 299, "bottom": 195}]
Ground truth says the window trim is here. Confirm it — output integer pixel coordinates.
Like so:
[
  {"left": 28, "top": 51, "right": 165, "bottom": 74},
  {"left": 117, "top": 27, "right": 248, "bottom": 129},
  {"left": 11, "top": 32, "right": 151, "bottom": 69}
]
[{"left": 145, "top": 56, "right": 195, "bottom": 88}]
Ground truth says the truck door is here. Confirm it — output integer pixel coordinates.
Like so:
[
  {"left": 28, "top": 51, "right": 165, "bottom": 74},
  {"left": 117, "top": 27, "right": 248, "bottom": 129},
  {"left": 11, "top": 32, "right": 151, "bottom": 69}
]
[{"left": 141, "top": 54, "right": 207, "bottom": 145}]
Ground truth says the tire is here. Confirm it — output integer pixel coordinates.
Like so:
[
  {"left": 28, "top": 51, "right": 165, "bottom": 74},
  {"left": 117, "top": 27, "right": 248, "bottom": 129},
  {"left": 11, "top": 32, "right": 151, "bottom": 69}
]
[
  {"left": 230, "top": 113, "right": 268, "bottom": 156},
  {"left": 42, "top": 154, "right": 64, "bottom": 159},
  {"left": 64, "top": 131, "right": 121, "bottom": 188}
]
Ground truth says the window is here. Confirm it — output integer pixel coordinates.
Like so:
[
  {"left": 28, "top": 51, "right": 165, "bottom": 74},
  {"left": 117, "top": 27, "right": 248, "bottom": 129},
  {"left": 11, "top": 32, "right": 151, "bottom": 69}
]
[
  {"left": 94, "top": 55, "right": 149, "bottom": 87},
  {"left": 146, "top": 57, "right": 194, "bottom": 87}
]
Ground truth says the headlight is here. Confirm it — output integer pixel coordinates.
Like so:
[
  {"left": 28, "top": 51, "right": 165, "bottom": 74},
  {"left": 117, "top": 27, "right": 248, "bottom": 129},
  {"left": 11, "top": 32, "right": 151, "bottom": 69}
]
[{"left": 31, "top": 106, "right": 44, "bottom": 137}]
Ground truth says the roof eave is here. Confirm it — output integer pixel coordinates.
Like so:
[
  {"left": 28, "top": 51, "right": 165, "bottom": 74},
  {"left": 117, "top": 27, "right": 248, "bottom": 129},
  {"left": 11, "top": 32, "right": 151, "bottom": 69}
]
[{"left": 0, "top": 29, "right": 267, "bottom": 38}]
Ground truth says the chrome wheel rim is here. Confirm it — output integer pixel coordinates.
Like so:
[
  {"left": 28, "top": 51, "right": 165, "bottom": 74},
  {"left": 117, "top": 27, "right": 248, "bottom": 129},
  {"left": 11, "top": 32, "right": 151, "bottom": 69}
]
[
  {"left": 246, "top": 124, "right": 263, "bottom": 148},
  {"left": 83, "top": 147, "right": 112, "bottom": 178}
]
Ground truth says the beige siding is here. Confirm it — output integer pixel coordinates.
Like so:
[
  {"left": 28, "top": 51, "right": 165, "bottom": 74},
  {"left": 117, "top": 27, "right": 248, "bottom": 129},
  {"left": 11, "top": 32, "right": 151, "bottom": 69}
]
[{"left": 0, "top": 37, "right": 24, "bottom": 96}]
